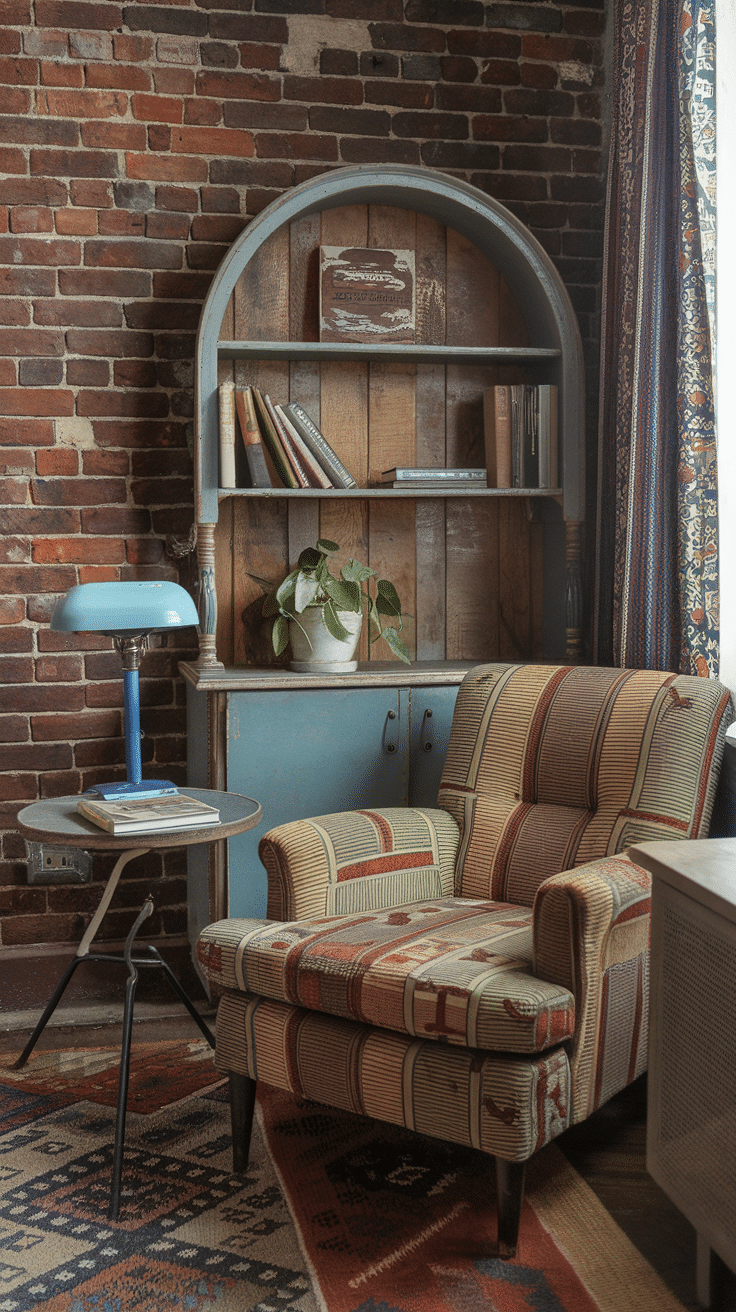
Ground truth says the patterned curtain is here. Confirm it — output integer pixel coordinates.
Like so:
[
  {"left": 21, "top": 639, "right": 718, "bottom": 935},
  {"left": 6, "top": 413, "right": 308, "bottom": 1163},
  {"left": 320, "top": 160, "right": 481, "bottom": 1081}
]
[{"left": 594, "top": 0, "right": 718, "bottom": 675}]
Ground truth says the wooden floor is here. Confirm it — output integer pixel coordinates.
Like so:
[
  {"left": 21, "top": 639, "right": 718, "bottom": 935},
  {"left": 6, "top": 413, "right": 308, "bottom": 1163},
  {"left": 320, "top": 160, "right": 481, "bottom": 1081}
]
[
  {"left": 1, "top": 1008, "right": 734, "bottom": 1311},
  {"left": 558, "top": 1078, "right": 736, "bottom": 1312}
]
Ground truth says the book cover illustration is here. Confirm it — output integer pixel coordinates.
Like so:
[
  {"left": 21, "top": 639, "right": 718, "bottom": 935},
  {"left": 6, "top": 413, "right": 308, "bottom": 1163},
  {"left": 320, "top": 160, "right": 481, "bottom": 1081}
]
[{"left": 319, "top": 246, "right": 416, "bottom": 343}]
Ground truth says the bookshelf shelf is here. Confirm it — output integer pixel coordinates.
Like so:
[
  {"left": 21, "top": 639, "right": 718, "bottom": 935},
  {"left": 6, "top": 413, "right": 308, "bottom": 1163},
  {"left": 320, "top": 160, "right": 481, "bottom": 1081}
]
[
  {"left": 216, "top": 341, "right": 561, "bottom": 365},
  {"left": 216, "top": 486, "right": 563, "bottom": 500}
]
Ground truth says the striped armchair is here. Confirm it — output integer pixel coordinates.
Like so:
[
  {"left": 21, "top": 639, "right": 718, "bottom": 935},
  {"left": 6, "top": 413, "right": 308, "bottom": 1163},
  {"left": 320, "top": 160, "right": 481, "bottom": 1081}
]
[{"left": 197, "top": 663, "right": 733, "bottom": 1256}]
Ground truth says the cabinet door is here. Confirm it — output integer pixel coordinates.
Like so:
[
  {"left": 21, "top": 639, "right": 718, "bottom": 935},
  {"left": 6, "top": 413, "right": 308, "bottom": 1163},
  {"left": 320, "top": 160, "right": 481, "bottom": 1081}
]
[
  {"left": 408, "top": 685, "right": 460, "bottom": 807},
  {"left": 226, "top": 686, "right": 408, "bottom": 918}
]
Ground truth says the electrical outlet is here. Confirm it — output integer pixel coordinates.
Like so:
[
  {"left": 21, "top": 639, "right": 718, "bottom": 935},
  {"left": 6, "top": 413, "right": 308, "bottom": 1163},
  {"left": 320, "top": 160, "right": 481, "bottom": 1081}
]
[{"left": 27, "top": 842, "right": 92, "bottom": 884}]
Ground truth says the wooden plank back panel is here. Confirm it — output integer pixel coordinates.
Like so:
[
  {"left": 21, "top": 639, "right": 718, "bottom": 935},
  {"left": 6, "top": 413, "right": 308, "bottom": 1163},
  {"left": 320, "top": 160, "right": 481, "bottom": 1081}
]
[{"left": 217, "top": 205, "right": 542, "bottom": 668}]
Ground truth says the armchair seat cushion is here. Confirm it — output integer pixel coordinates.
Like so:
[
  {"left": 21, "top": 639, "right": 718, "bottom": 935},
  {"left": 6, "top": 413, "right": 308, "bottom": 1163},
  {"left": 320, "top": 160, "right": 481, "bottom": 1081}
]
[{"left": 197, "top": 897, "right": 575, "bottom": 1054}]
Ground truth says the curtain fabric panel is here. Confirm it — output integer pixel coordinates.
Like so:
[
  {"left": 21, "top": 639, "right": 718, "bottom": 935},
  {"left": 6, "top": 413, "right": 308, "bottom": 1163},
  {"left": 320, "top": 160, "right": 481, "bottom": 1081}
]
[{"left": 595, "top": 0, "right": 717, "bottom": 676}]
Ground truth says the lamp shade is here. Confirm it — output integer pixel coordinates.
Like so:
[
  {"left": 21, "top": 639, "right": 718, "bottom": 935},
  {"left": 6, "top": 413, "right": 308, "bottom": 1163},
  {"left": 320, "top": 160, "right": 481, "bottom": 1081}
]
[{"left": 51, "top": 581, "right": 199, "bottom": 638}]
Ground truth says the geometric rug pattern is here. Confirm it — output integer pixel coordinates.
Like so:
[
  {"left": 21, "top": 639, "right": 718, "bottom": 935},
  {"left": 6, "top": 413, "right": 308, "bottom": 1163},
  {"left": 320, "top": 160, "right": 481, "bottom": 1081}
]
[{"left": 0, "top": 1039, "right": 687, "bottom": 1312}]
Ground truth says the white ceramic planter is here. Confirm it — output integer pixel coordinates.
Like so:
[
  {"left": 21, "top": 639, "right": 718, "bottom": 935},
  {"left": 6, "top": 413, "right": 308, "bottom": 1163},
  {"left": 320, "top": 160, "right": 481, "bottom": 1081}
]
[{"left": 289, "top": 607, "right": 363, "bottom": 673}]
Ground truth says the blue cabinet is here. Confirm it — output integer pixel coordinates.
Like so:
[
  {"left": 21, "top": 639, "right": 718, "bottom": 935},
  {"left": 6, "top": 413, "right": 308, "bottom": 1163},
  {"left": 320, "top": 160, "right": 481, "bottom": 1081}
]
[{"left": 185, "top": 675, "right": 462, "bottom": 939}]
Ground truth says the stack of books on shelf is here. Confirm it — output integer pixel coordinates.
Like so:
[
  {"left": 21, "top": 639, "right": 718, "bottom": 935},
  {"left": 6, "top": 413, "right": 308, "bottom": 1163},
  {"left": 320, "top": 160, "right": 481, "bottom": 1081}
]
[
  {"left": 484, "top": 384, "right": 559, "bottom": 490},
  {"left": 218, "top": 382, "right": 357, "bottom": 490},
  {"left": 77, "top": 792, "right": 220, "bottom": 835},
  {"left": 371, "top": 467, "right": 487, "bottom": 489}
]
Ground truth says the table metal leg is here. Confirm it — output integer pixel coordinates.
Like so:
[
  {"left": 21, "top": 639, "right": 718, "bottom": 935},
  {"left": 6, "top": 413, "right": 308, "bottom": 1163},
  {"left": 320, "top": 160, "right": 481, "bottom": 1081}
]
[
  {"left": 109, "top": 896, "right": 153, "bottom": 1222},
  {"left": 12, "top": 848, "right": 150, "bottom": 1071}
]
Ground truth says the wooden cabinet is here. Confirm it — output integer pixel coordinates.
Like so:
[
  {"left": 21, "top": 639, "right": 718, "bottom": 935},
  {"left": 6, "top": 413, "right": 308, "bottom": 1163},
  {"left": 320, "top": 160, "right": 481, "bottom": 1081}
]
[
  {"left": 183, "top": 165, "right": 585, "bottom": 936},
  {"left": 185, "top": 672, "right": 461, "bottom": 932}
]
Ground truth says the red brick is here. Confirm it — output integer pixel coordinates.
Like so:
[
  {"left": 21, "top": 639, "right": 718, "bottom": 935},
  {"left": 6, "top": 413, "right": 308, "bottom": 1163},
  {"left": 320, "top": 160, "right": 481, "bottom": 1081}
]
[
  {"left": 0, "top": 476, "right": 27, "bottom": 504},
  {"left": 97, "top": 210, "right": 146, "bottom": 237},
  {"left": 69, "top": 178, "right": 113, "bottom": 207},
  {"left": 145, "top": 211, "right": 191, "bottom": 240},
  {"left": 0, "top": 58, "right": 39, "bottom": 87},
  {"left": 0, "top": 302, "right": 30, "bottom": 327},
  {"left": 0, "top": 716, "right": 29, "bottom": 742},
  {"left": 126, "top": 153, "right": 208, "bottom": 184},
  {"left": 0, "top": 236, "right": 81, "bottom": 267},
  {"left": 0, "top": 418, "right": 55, "bottom": 448},
  {"left": 76, "top": 389, "right": 169, "bottom": 417},
  {"left": 31, "top": 475, "right": 127, "bottom": 506},
  {"left": 153, "top": 67, "right": 195, "bottom": 96},
  {"left": 82, "top": 122, "right": 148, "bottom": 151},
  {"left": 86, "top": 61, "right": 151, "bottom": 91},
  {"left": 0, "top": 388, "right": 74, "bottom": 417},
  {"left": 58, "top": 268, "right": 151, "bottom": 298},
  {"left": 148, "top": 124, "right": 172, "bottom": 153},
  {"left": 155, "top": 184, "right": 198, "bottom": 212},
  {"left": 196, "top": 69, "right": 281, "bottom": 103},
  {"left": 66, "top": 359, "right": 109, "bottom": 385},
  {"left": 0, "top": 327, "right": 64, "bottom": 356},
  {"left": 0, "top": 360, "right": 16, "bottom": 385},
  {"left": 0, "top": 598, "right": 25, "bottom": 624},
  {"left": 32, "top": 535, "right": 124, "bottom": 566},
  {"left": 114, "top": 359, "right": 157, "bottom": 388},
  {"left": 170, "top": 125, "right": 255, "bottom": 157},
  {"left": 35, "top": 449, "right": 79, "bottom": 476},
  {"left": 9, "top": 205, "right": 54, "bottom": 232},
  {"left": 30, "top": 148, "right": 118, "bottom": 179},
  {"left": 184, "top": 98, "right": 223, "bottom": 127},
  {"left": 131, "top": 92, "right": 184, "bottom": 123},
  {"left": 82, "top": 450, "right": 128, "bottom": 475},
  {"left": 253, "top": 133, "right": 339, "bottom": 162},
  {"left": 82, "top": 240, "right": 182, "bottom": 271},
  {"left": 55, "top": 208, "right": 98, "bottom": 235},
  {"left": 40, "top": 60, "right": 85, "bottom": 87},
  {"left": 35, "top": 1, "right": 123, "bottom": 33},
  {"left": 35, "top": 654, "right": 84, "bottom": 681},
  {"left": 0, "top": 148, "right": 26, "bottom": 177},
  {"left": 0, "top": 539, "right": 30, "bottom": 568},
  {"left": 38, "top": 88, "right": 128, "bottom": 118},
  {"left": 113, "top": 33, "right": 154, "bottom": 62},
  {"left": 34, "top": 298, "right": 122, "bottom": 327}
]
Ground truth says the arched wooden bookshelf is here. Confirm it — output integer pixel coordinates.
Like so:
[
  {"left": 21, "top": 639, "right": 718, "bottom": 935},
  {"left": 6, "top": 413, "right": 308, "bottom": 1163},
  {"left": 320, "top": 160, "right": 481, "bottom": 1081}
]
[{"left": 182, "top": 165, "right": 585, "bottom": 936}]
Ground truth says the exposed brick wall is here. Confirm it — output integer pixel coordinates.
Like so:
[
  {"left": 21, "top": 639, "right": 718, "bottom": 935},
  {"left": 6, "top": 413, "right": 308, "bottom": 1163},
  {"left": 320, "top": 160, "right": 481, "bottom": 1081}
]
[{"left": 0, "top": 0, "right": 607, "bottom": 953}]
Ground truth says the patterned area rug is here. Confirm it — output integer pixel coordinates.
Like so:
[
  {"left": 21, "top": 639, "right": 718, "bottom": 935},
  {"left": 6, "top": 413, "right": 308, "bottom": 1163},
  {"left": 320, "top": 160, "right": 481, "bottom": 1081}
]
[{"left": 0, "top": 1039, "right": 686, "bottom": 1311}]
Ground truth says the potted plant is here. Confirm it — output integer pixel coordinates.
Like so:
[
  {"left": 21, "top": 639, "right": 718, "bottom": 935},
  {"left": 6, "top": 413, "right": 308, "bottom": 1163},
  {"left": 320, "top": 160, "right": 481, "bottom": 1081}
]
[{"left": 261, "top": 538, "right": 411, "bottom": 672}]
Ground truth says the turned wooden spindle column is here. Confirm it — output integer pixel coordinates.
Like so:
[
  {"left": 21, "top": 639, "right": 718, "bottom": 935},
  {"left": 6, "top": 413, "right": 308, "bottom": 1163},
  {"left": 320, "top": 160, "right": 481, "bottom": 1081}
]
[{"left": 195, "top": 523, "right": 224, "bottom": 670}]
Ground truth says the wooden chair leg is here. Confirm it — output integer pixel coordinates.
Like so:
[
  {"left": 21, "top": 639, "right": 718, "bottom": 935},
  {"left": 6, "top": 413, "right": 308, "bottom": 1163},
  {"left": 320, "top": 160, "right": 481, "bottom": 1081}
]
[
  {"left": 229, "top": 1071, "right": 257, "bottom": 1174},
  {"left": 495, "top": 1157, "right": 526, "bottom": 1258}
]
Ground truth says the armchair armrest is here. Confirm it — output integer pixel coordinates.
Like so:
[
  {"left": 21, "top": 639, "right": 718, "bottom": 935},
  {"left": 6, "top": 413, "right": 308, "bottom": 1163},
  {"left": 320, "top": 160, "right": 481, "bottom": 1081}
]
[
  {"left": 532, "top": 853, "right": 651, "bottom": 1123},
  {"left": 259, "top": 805, "right": 460, "bottom": 921}
]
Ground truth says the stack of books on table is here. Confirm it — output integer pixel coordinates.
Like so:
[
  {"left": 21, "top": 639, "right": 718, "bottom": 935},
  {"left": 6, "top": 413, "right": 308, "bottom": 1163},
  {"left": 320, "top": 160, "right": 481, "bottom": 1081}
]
[
  {"left": 483, "top": 384, "right": 559, "bottom": 490},
  {"left": 77, "top": 792, "right": 220, "bottom": 835},
  {"left": 218, "top": 382, "right": 357, "bottom": 491},
  {"left": 371, "top": 467, "right": 488, "bottom": 489}
]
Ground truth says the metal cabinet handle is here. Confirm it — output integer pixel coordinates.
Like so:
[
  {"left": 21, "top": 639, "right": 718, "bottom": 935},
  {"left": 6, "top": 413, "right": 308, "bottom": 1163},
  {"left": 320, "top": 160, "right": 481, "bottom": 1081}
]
[
  {"left": 383, "top": 707, "right": 399, "bottom": 755},
  {"left": 420, "top": 707, "right": 434, "bottom": 753}
]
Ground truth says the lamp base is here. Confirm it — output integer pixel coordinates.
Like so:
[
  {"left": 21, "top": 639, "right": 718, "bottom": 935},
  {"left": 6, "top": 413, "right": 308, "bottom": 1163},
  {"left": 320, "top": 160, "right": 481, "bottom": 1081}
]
[{"left": 86, "top": 780, "right": 179, "bottom": 801}]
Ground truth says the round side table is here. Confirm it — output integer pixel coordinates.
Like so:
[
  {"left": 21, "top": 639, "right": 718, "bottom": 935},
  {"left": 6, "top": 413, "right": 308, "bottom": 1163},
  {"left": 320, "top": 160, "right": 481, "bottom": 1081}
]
[{"left": 15, "top": 788, "right": 262, "bottom": 1220}]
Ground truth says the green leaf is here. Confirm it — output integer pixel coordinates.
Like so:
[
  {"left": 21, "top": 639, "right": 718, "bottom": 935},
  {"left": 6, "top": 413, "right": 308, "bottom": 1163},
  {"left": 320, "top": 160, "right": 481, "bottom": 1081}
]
[
  {"left": 262, "top": 589, "right": 280, "bottom": 618},
  {"left": 341, "top": 557, "right": 374, "bottom": 584},
  {"left": 325, "top": 577, "right": 361, "bottom": 611},
  {"left": 316, "top": 538, "right": 339, "bottom": 555},
  {"left": 297, "top": 546, "right": 324, "bottom": 570},
  {"left": 380, "top": 625, "right": 411, "bottom": 664},
  {"left": 272, "top": 614, "right": 290, "bottom": 656},
  {"left": 376, "top": 579, "right": 402, "bottom": 619},
  {"left": 322, "top": 601, "right": 352, "bottom": 642},
  {"left": 294, "top": 571, "right": 321, "bottom": 613}
]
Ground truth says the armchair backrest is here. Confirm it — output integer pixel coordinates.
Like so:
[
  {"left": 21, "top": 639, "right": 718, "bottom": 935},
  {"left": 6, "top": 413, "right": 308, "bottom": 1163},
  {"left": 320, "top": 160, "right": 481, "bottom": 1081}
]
[{"left": 438, "top": 664, "right": 733, "bottom": 907}]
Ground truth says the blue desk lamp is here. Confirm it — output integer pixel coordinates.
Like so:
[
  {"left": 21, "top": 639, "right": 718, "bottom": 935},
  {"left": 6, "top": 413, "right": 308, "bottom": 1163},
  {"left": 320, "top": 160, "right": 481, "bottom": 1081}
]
[{"left": 51, "top": 580, "right": 199, "bottom": 801}]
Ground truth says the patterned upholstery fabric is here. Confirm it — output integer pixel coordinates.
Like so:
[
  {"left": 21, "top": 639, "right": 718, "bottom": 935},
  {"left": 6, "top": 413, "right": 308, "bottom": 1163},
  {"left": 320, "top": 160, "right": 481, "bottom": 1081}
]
[
  {"left": 199, "top": 663, "right": 732, "bottom": 1167},
  {"left": 198, "top": 897, "right": 575, "bottom": 1054},
  {"left": 214, "top": 991, "right": 571, "bottom": 1162}
]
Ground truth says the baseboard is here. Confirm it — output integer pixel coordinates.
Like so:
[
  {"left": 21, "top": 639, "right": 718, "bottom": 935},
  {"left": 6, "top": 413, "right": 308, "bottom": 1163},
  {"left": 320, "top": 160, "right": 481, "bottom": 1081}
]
[{"left": 0, "top": 937, "right": 209, "bottom": 1019}]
